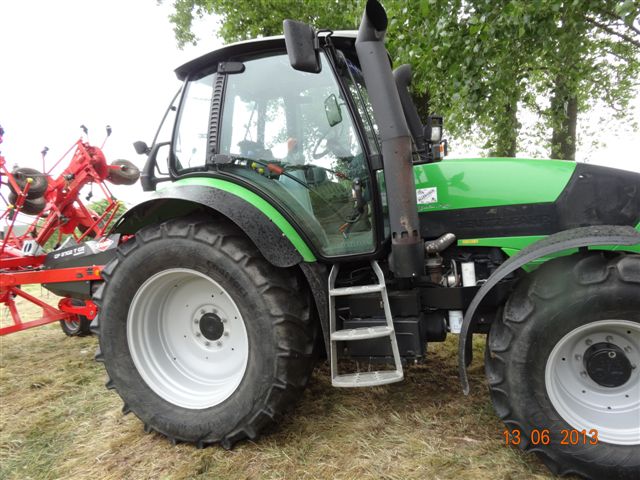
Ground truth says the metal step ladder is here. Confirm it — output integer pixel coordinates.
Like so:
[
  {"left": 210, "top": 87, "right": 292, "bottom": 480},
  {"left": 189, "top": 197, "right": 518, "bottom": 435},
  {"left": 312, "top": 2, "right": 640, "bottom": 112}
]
[{"left": 328, "top": 260, "right": 404, "bottom": 387}]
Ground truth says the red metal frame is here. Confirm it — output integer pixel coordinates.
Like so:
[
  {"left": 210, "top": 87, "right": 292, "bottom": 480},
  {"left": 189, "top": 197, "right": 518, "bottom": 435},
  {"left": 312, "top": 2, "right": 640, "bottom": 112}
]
[{"left": 1, "top": 129, "right": 125, "bottom": 336}]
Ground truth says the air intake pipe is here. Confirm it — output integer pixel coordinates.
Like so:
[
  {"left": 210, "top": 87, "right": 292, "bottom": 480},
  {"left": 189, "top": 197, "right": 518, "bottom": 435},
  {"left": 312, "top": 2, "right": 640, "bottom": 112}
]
[{"left": 356, "top": 0, "right": 424, "bottom": 278}]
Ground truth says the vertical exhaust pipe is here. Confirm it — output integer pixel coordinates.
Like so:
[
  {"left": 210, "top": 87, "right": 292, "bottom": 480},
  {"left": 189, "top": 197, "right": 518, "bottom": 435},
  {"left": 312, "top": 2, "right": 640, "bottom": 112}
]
[{"left": 356, "top": 0, "right": 424, "bottom": 278}]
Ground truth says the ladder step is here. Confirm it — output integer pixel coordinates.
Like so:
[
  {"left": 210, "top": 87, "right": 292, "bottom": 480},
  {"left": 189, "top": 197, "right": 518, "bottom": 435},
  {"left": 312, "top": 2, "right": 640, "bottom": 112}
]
[
  {"left": 332, "top": 370, "right": 403, "bottom": 387},
  {"left": 329, "top": 284, "right": 384, "bottom": 296},
  {"left": 331, "top": 326, "right": 393, "bottom": 341}
]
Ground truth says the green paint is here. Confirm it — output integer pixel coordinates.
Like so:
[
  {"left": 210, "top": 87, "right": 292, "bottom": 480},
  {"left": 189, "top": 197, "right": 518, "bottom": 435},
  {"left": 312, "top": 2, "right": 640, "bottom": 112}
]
[
  {"left": 171, "top": 177, "right": 316, "bottom": 262},
  {"left": 413, "top": 157, "right": 576, "bottom": 212},
  {"left": 459, "top": 225, "right": 640, "bottom": 272}
]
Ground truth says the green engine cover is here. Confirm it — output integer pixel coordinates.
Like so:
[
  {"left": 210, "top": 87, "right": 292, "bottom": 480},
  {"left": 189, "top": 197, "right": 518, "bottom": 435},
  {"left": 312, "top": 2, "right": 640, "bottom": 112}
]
[{"left": 413, "top": 157, "right": 576, "bottom": 212}]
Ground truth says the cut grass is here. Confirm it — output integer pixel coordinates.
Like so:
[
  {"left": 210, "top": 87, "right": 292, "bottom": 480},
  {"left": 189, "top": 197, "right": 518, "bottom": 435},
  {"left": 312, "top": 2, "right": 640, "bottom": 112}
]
[{"left": 1, "top": 290, "right": 554, "bottom": 479}]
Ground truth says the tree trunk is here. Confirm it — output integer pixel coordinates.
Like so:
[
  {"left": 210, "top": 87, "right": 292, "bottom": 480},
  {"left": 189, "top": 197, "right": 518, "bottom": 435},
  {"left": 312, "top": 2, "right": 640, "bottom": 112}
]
[
  {"left": 550, "top": 77, "right": 578, "bottom": 160},
  {"left": 490, "top": 101, "right": 518, "bottom": 157}
]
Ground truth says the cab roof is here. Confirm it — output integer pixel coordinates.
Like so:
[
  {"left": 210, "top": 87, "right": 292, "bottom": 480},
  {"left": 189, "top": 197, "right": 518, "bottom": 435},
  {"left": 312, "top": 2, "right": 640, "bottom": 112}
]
[{"left": 175, "top": 31, "right": 357, "bottom": 81}]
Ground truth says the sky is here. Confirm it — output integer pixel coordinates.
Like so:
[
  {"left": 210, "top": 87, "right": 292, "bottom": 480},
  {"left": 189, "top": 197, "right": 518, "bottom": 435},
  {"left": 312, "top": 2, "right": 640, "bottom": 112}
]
[
  {"left": 0, "top": 0, "right": 221, "bottom": 206},
  {"left": 1, "top": 0, "right": 639, "bottom": 210}
]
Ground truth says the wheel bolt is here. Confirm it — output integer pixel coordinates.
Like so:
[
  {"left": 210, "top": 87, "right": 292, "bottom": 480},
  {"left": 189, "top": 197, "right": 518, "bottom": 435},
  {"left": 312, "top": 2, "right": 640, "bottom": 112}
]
[
  {"left": 606, "top": 335, "right": 614, "bottom": 343},
  {"left": 217, "top": 341, "right": 222, "bottom": 347},
  {"left": 194, "top": 319, "right": 199, "bottom": 324},
  {"left": 224, "top": 331, "right": 229, "bottom": 337},
  {"left": 574, "top": 354, "right": 582, "bottom": 361},
  {"left": 205, "top": 341, "right": 210, "bottom": 346},
  {"left": 196, "top": 332, "right": 201, "bottom": 337},
  {"left": 580, "top": 371, "right": 588, "bottom": 378},
  {"left": 222, "top": 318, "right": 227, "bottom": 323},
  {"left": 585, "top": 339, "right": 593, "bottom": 346},
  {"left": 624, "top": 346, "right": 632, "bottom": 353},
  {"left": 200, "top": 309, "right": 205, "bottom": 314}
]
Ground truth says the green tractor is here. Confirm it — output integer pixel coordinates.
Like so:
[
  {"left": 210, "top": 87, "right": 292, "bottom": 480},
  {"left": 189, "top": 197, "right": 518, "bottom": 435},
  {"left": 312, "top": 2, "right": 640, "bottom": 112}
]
[{"left": 93, "top": 1, "right": 640, "bottom": 477}]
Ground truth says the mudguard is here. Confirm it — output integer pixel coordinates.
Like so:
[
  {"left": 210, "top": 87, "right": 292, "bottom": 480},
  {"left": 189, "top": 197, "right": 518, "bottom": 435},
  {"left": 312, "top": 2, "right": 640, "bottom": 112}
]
[
  {"left": 113, "top": 182, "right": 316, "bottom": 268},
  {"left": 459, "top": 225, "right": 640, "bottom": 394}
]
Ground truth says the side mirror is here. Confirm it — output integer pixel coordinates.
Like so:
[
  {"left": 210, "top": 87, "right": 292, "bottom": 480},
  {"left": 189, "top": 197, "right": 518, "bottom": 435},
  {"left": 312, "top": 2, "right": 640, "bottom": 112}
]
[
  {"left": 133, "top": 140, "right": 150, "bottom": 155},
  {"left": 141, "top": 142, "right": 171, "bottom": 191},
  {"left": 283, "top": 19, "right": 321, "bottom": 73},
  {"left": 324, "top": 94, "right": 343, "bottom": 127}
]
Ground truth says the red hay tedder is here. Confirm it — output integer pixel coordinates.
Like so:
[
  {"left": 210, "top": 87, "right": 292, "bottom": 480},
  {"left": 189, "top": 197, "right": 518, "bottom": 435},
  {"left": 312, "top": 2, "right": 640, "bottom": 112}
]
[{"left": 0, "top": 125, "right": 139, "bottom": 336}]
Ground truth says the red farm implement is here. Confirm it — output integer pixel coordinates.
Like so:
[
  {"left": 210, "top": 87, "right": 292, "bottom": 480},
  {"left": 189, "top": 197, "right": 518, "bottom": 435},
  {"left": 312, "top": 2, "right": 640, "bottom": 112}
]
[{"left": 0, "top": 125, "right": 139, "bottom": 336}]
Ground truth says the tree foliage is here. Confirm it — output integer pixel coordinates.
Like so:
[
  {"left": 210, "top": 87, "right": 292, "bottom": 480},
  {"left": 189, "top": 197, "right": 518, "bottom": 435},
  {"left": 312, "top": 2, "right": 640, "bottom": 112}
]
[{"left": 166, "top": 0, "right": 640, "bottom": 159}]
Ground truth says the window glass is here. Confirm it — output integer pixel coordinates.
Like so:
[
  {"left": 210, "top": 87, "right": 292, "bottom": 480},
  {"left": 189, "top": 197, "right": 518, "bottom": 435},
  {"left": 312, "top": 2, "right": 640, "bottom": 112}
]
[
  {"left": 339, "top": 57, "right": 380, "bottom": 155},
  {"left": 173, "top": 73, "right": 215, "bottom": 171},
  {"left": 218, "top": 53, "right": 374, "bottom": 257}
]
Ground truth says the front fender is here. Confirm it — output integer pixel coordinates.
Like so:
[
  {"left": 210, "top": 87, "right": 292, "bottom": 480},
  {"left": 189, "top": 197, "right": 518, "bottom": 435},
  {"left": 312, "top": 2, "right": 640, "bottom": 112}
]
[
  {"left": 459, "top": 225, "right": 640, "bottom": 394},
  {"left": 113, "top": 179, "right": 316, "bottom": 268}
]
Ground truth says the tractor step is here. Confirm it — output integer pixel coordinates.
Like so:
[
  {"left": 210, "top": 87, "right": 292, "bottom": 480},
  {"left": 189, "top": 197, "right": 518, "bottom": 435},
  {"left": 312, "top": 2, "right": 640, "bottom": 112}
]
[
  {"left": 328, "top": 260, "right": 403, "bottom": 387},
  {"left": 331, "top": 370, "right": 403, "bottom": 388},
  {"left": 331, "top": 325, "right": 393, "bottom": 341},
  {"left": 328, "top": 284, "right": 384, "bottom": 296}
]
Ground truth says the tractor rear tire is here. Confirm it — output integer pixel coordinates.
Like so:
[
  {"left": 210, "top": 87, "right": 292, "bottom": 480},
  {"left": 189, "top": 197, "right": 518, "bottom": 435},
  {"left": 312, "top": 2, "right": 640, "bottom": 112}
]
[
  {"left": 486, "top": 252, "right": 640, "bottom": 479},
  {"left": 93, "top": 215, "right": 317, "bottom": 447}
]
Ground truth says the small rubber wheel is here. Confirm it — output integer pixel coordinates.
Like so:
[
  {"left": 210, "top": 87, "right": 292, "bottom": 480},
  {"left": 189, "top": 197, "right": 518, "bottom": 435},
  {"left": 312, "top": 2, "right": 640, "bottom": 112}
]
[
  {"left": 8, "top": 192, "right": 46, "bottom": 215},
  {"left": 60, "top": 316, "right": 92, "bottom": 336},
  {"left": 9, "top": 167, "right": 48, "bottom": 198},
  {"left": 486, "top": 252, "right": 640, "bottom": 479},
  {"left": 107, "top": 159, "right": 140, "bottom": 185},
  {"left": 93, "top": 215, "right": 317, "bottom": 447}
]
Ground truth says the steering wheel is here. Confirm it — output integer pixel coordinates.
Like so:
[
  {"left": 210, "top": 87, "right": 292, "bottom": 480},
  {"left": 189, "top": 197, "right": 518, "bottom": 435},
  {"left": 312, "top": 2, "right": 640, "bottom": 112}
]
[
  {"left": 312, "top": 128, "right": 335, "bottom": 160},
  {"left": 312, "top": 123, "right": 352, "bottom": 160}
]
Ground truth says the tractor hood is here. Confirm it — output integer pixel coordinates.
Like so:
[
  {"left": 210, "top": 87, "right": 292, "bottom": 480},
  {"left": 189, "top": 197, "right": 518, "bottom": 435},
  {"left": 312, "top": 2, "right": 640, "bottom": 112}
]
[{"left": 413, "top": 158, "right": 640, "bottom": 239}]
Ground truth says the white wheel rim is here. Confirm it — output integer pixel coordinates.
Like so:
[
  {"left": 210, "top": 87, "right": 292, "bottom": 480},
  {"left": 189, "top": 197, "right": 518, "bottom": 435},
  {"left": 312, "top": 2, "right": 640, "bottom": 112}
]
[
  {"left": 545, "top": 319, "right": 640, "bottom": 445},
  {"left": 128, "top": 268, "right": 249, "bottom": 409}
]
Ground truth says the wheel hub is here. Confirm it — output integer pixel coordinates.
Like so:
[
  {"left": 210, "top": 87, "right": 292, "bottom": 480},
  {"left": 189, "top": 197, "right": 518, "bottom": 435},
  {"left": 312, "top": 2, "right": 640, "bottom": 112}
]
[
  {"left": 199, "top": 312, "right": 225, "bottom": 341},
  {"left": 545, "top": 319, "right": 640, "bottom": 445},
  {"left": 584, "top": 342, "right": 632, "bottom": 388}
]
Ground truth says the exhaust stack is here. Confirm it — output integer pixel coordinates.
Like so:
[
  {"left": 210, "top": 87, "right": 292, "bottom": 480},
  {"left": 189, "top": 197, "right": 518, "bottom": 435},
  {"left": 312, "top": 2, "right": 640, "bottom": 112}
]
[{"left": 356, "top": 0, "right": 424, "bottom": 278}]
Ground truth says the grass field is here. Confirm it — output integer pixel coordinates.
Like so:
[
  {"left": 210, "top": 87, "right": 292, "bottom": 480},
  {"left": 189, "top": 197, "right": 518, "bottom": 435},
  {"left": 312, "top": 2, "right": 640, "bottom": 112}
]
[{"left": 0, "top": 287, "right": 554, "bottom": 479}]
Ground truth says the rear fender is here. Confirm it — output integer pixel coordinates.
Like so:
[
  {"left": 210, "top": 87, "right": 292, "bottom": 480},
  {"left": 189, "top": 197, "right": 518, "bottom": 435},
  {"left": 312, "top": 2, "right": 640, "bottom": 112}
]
[{"left": 459, "top": 225, "right": 640, "bottom": 394}]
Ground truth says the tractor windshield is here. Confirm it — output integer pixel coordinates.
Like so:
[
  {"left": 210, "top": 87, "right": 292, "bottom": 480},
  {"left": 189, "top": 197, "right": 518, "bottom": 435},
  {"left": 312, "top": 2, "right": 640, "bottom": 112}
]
[{"left": 205, "top": 52, "right": 377, "bottom": 257}]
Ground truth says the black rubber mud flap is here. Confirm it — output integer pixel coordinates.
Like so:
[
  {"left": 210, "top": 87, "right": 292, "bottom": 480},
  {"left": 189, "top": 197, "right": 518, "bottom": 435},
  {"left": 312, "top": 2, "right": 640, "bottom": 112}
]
[{"left": 459, "top": 225, "right": 640, "bottom": 394}]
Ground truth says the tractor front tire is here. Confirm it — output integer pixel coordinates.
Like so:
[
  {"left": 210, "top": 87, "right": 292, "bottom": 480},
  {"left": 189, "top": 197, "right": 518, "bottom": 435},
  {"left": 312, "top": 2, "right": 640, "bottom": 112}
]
[
  {"left": 93, "top": 216, "right": 317, "bottom": 447},
  {"left": 486, "top": 252, "right": 640, "bottom": 479}
]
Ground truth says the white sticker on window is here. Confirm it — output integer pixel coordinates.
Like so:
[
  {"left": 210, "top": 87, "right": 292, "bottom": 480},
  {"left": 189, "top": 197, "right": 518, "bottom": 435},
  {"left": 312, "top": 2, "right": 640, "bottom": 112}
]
[{"left": 416, "top": 187, "right": 438, "bottom": 204}]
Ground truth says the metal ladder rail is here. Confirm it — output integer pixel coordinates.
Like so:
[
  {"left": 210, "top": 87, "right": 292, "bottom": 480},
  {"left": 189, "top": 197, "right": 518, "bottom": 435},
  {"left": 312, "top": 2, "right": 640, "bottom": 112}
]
[{"left": 328, "top": 260, "right": 404, "bottom": 387}]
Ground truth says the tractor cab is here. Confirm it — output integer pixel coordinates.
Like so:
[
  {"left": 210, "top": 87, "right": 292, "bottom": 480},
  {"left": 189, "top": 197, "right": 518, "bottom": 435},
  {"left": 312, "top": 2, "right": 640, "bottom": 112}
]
[{"left": 140, "top": 29, "right": 447, "bottom": 261}]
